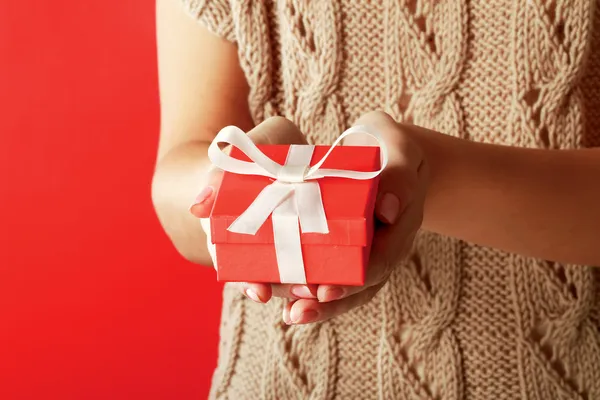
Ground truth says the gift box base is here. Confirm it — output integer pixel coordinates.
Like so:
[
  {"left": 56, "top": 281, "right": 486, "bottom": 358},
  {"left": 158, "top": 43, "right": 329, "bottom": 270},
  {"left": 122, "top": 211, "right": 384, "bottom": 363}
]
[{"left": 215, "top": 244, "right": 369, "bottom": 286}]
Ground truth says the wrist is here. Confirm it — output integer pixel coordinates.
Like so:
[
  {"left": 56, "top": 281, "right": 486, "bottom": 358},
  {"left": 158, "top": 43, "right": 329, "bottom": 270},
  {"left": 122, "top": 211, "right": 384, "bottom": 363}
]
[{"left": 404, "top": 125, "right": 465, "bottom": 233}]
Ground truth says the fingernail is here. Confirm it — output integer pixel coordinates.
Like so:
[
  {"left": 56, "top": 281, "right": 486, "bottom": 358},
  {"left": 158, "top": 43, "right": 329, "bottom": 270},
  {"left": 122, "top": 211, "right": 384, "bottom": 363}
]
[
  {"left": 282, "top": 305, "right": 292, "bottom": 324},
  {"left": 380, "top": 193, "right": 400, "bottom": 224},
  {"left": 190, "top": 186, "right": 214, "bottom": 208},
  {"left": 291, "top": 285, "right": 316, "bottom": 299},
  {"left": 290, "top": 308, "right": 319, "bottom": 324},
  {"left": 245, "top": 288, "right": 262, "bottom": 303},
  {"left": 323, "top": 287, "right": 345, "bottom": 302}
]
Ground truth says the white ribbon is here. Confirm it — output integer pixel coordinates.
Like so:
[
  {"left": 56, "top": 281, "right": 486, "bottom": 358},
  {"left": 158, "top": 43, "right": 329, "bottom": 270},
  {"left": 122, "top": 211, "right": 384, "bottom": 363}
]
[{"left": 208, "top": 125, "right": 388, "bottom": 284}]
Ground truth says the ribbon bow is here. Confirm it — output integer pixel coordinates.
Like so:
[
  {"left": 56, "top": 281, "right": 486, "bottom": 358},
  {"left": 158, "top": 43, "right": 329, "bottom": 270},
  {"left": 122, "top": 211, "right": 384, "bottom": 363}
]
[{"left": 208, "top": 125, "right": 388, "bottom": 284}]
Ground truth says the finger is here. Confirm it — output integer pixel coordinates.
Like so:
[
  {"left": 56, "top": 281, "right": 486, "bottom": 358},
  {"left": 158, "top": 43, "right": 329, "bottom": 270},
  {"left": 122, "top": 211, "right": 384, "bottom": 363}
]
[
  {"left": 246, "top": 116, "right": 308, "bottom": 146},
  {"left": 317, "top": 191, "right": 424, "bottom": 303},
  {"left": 287, "top": 283, "right": 385, "bottom": 325},
  {"left": 189, "top": 166, "right": 224, "bottom": 218},
  {"left": 236, "top": 282, "right": 272, "bottom": 303},
  {"left": 271, "top": 284, "right": 318, "bottom": 299},
  {"left": 237, "top": 282, "right": 318, "bottom": 302},
  {"left": 314, "top": 234, "right": 396, "bottom": 304},
  {"left": 316, "top": 275, "right": 387, "bottom": 303},
  {"left": 282, "top": 300, "right": 293, "bottom": 324}
]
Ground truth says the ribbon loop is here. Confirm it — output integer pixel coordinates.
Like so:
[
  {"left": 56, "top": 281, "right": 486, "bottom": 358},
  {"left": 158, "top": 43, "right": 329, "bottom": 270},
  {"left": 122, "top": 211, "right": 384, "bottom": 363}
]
[
  {"left": 207, "top": 126, "right": 281, "bottom": 178},
  {"left": 305, "top": 125, "right": 388, "bottom": 180}
]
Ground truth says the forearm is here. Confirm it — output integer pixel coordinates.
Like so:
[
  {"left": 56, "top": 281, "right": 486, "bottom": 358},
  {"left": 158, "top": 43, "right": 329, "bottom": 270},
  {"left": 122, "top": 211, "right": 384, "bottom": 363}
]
[
  {"left": 415, "top": 128, "right": 600, "bottom": 265},
  {"left": 152, "top": 139, "right": 213, "bottom": 265},
  {"left": 153, "top": 0, "right": 256, "bottom": 266}
]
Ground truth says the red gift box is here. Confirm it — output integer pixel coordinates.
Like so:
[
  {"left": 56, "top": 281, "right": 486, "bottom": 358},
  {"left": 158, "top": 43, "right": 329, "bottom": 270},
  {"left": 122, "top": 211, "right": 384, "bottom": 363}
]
[{"left": 209, "top": 144, "right": 381, "bottom": 286}]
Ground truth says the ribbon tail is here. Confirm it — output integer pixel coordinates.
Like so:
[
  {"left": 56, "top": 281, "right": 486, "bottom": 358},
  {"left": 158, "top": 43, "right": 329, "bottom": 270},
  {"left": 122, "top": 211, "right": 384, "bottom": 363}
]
[
  {"left": 227, "top": 182, "right": 295, "bottom": 235},
  {"left": 199, "top": 218, "right": 218, "bottom": 268},
  {"left": 272, "top": 196, "right": 307, "bottom": 284},
  {"left": 295, "top": 182, "right": 329, "bottom": 234}
]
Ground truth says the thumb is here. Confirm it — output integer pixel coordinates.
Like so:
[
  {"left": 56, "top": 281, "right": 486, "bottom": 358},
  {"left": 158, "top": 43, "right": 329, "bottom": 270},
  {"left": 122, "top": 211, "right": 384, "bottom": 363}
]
[
  {"left": 347, "top": 111, "right": 422, "bottom": 226},
  {"left": 246, "top": 116, "right": 308, "bottom": 146},
  {"left": 373, "top": 132, "right": 423, "bottom": 226}
]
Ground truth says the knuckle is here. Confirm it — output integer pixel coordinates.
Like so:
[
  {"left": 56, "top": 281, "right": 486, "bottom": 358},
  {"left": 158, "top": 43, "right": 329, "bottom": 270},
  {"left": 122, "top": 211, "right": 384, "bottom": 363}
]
[
  {"left": 263, "top": 115, "right": 292, "bottom": 127},
  {"left": 256, "top": 116, "right": 305, "bottom": 144},
  {"left": 360, "top": 110, "right": 395, "bottom": 124},
  {"left": 355, "top": 111, "right": 399, "bottom": 138},
  {"left": 267, "top": 115, "right": 289, "bottom": 123},
  {"left": 262, "top": 116, "right": 299, "bottom": 133}
]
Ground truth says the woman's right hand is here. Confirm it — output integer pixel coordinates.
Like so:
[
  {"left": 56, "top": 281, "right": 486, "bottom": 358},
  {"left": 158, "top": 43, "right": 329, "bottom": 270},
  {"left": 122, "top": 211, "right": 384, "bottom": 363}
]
[{"left": 189, "top": 116, "right": 319, "bottom": 303}]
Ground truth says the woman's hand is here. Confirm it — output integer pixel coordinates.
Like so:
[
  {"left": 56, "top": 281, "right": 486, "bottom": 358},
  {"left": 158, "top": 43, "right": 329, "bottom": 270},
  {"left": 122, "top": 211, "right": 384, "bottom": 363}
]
[
  {"left": 190, "top": 112, "right": 430, "bottom": 322},
  {"left": 189, "top": 117, "right": 321, "bottom": 302},
  {"left": 283, "top": 111, "right": 430, "bottom": 325}
]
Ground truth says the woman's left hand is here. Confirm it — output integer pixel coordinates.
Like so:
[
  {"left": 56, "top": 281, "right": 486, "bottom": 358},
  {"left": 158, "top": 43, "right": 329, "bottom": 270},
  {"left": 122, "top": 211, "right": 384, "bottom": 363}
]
[{"left": 283, "top": 111, "right": 430, "bottom": 325}]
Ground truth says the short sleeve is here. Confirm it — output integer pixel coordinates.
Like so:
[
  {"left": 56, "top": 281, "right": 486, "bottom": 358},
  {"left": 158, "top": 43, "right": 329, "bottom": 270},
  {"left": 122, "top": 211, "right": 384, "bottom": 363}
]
[{"left": 181, "top": 0, "right": 236, "bottom": 42}]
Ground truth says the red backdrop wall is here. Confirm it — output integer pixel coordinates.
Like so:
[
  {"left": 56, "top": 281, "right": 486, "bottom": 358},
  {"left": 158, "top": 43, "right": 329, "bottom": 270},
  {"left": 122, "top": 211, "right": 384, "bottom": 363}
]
[{"left": 0, "top": 2, "right": 222, "bottom": 399}]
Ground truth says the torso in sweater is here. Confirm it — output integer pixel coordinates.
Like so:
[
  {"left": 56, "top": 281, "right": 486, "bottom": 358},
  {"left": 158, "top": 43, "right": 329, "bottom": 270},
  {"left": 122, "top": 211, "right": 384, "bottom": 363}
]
[{"left": 184, "top": 0, "right": 600, "bottom": 398}]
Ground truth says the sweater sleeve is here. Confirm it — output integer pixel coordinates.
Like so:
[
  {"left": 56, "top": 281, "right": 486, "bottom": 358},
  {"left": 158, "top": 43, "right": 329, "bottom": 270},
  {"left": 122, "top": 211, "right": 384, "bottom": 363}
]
[{"left": 180, "top": 0, "right": 236, "bottom": 42}]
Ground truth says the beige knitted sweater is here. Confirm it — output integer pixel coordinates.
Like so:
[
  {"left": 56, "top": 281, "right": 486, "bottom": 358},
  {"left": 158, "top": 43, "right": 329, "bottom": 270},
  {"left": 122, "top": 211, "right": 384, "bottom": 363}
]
[{"left": 183, "top": 0, "right": 600, "bottom": 398}]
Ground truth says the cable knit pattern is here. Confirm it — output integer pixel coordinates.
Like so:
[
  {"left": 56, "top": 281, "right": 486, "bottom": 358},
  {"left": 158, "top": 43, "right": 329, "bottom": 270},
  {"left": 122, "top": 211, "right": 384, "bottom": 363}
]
[
  {"left": 181, "top": 1, "right": 600, "bottom": 398},
  {"left": 277, "top": 0, "right": 345, "bottom": 144},
  {"left": 511, "top": 0, "right": 592, "bottom": 149}
]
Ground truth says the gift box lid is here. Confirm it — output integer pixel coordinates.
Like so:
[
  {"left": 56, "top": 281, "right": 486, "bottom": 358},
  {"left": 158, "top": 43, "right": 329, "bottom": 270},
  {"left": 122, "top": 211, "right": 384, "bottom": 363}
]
[{"left": 210, "top": 144, "right": 381, "bottom": 246}]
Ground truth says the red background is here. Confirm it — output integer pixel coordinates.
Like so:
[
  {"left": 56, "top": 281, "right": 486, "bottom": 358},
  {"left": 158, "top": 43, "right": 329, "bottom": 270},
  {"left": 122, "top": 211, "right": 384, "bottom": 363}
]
[{"left": 0, "top": 1, "right": 222, "bottom": 399}]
